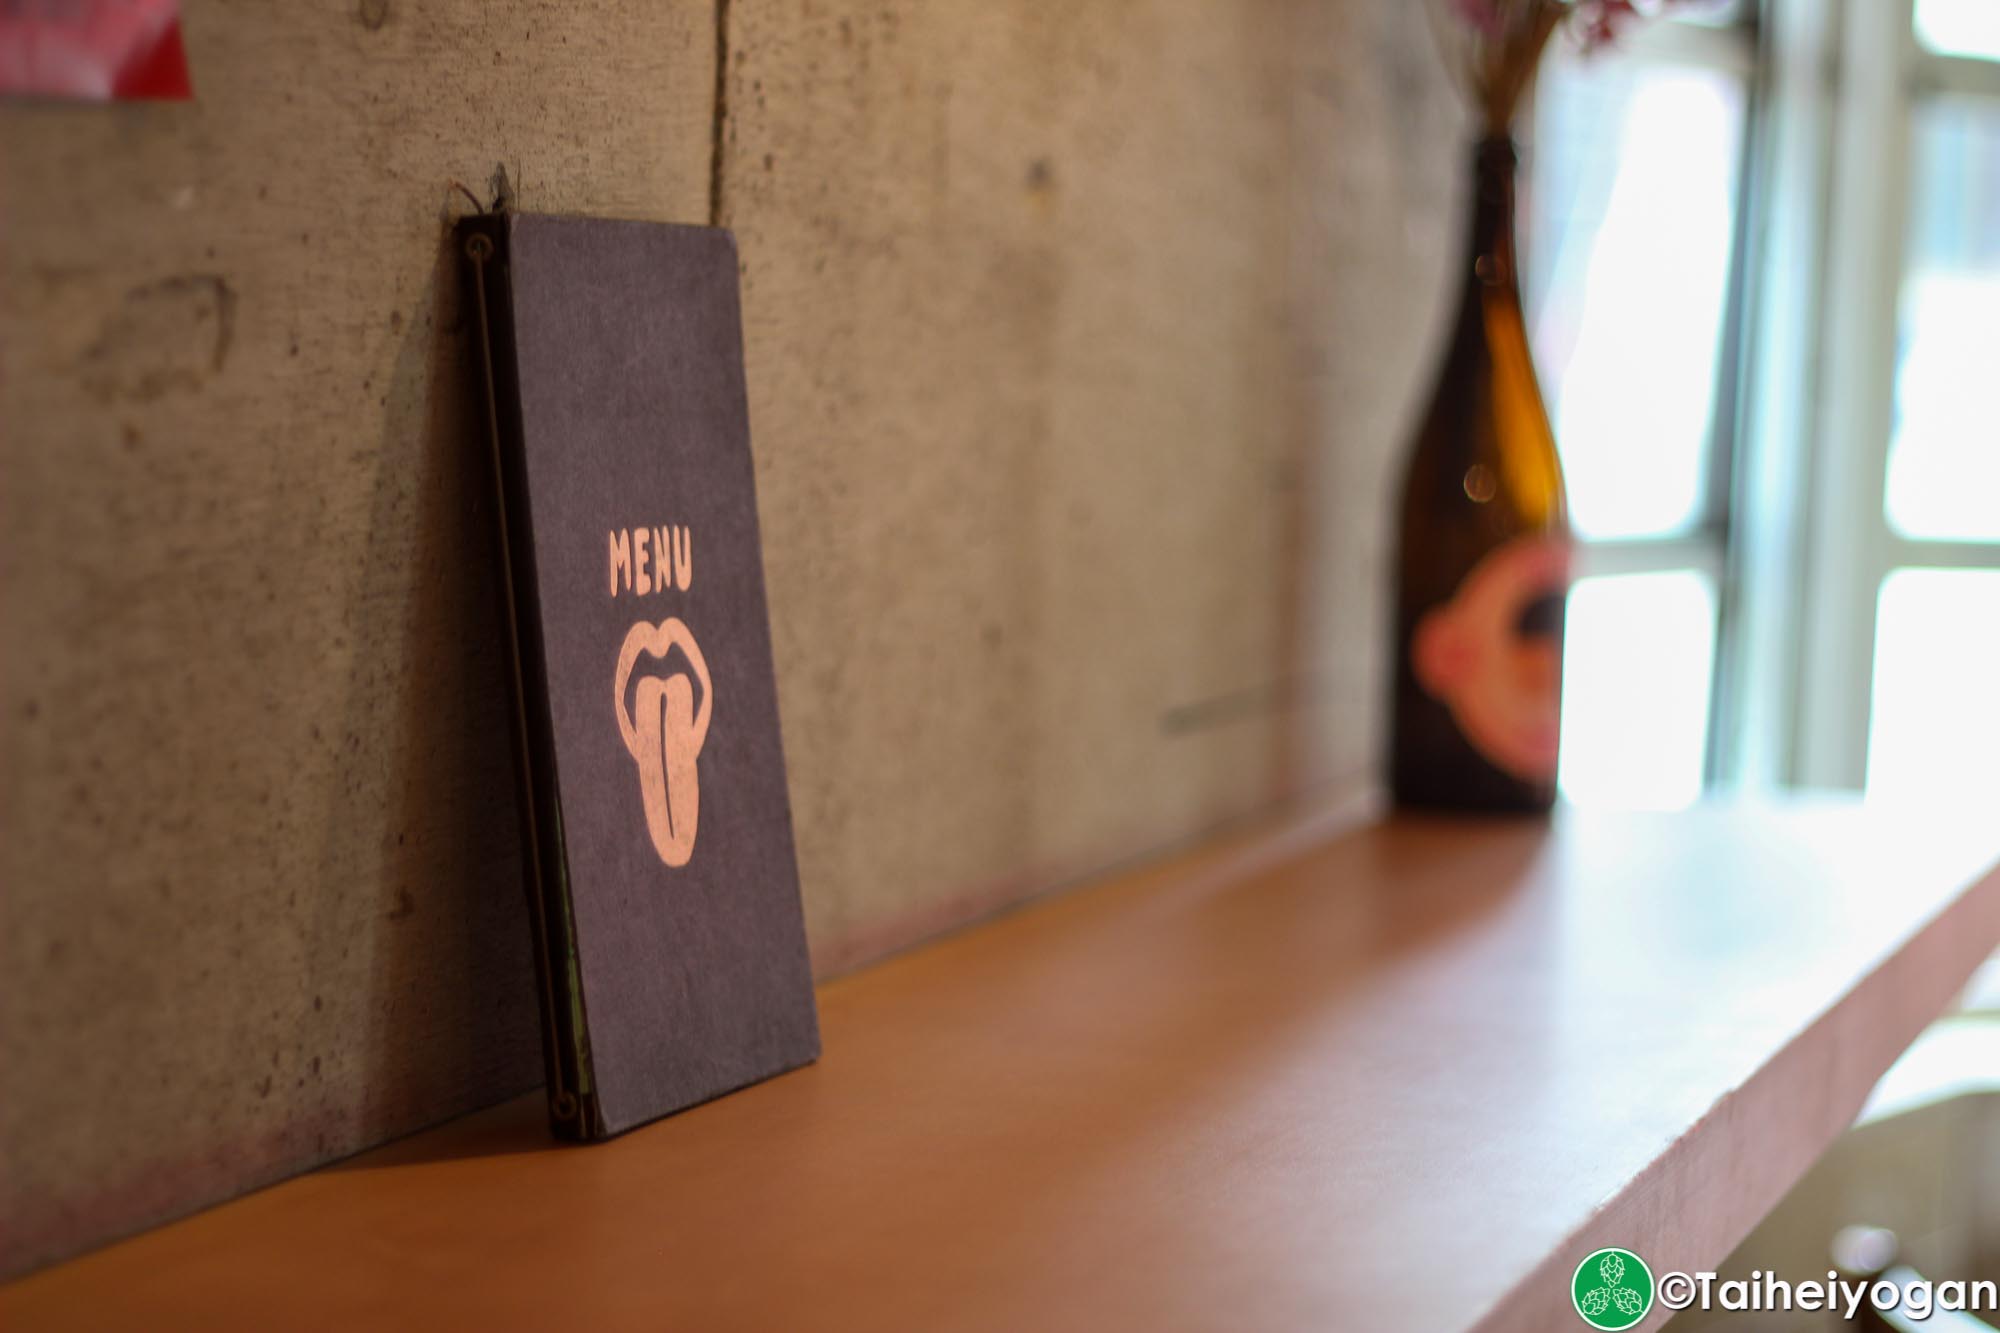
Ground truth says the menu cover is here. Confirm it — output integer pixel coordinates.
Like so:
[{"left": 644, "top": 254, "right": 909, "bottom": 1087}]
[{"left": 460, "top": 212, "right": 819, "bottom": 1140}]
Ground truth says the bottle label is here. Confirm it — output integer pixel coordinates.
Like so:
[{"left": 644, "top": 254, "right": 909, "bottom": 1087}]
[{"left": 1411, "top": 534, "right": 1571, "bottom": 783}]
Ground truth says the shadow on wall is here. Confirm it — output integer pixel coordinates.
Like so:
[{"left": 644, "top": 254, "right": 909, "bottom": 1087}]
[
  {"left": 300, "top": 216, "right": 541, "bottom": 1189},
  {"left": 0, "top": 204, "right": 545, "bottom": 1283}
]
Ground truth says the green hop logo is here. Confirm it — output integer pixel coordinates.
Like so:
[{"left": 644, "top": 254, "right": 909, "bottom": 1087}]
[{"left": 1571, "top": 1248, "right": 1654, "bottom": 1329}]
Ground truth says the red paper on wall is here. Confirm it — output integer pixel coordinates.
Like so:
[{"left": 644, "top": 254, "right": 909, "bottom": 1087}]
[{"left": 0, "top": 0, "right": 192, "bottom": 101}]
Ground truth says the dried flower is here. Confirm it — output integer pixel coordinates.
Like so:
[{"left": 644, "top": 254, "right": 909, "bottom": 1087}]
[
  {"left": 1426, "top": 0, "right": 1704, "bottom": 132},
  {"left": 1449, "top": 0, "right": 1507, "bottom": 39},
  {"left": 1576, "top": 0, "right": 1643, "bottom": 52}
]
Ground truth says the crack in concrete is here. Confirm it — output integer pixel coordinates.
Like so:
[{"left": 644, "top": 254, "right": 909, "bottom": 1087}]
[{"left": 709, "top": 0, "right": 732, "bottom": 227}]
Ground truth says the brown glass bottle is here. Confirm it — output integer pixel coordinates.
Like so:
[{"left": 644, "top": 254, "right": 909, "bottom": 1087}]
[{"left": 1390, "top": 137, "right": 1570, "bottom": 813}]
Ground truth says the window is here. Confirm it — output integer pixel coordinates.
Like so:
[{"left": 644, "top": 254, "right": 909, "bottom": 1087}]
[
  {"left": 1524, "top": 10, "right": 1754, "bottom": 809},
  {"left": 1916, "top": 0, "right": 2000, "bottom": 63},
  {"left": 1887, "top": 97, "right": 2000, "bottom": 546},
  {"left": 1530, "top": 0, "right": 2000, "bottom": 809},
  {"left": 1802, "top": 0, "right": 2000, "bottom": 804}
]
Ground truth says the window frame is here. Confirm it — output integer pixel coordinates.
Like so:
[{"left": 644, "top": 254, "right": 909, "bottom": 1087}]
[
  {"left": 1532, "top": 0, "right": 2000, "bottom": 801},
  {"left": 1526, "top": 8, "right": 1761, "bottom": 804},
  {"left": 1787, "top": 0, "right": 2000, "bottom": 791}
]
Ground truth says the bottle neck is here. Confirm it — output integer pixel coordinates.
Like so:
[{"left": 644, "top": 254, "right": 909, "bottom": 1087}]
[{"left": 1465, "top": 136, "right": 1521, "bottom": 298}]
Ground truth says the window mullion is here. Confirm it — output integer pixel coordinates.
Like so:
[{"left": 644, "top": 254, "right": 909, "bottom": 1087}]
[
  {"left": 1793, "top": 0, "right": 1914, "bottom": 791},
  {"left": 1884, "top": 539, "right": 2000, "bottom": 570},
  {"left": 1574, "top": 536, "right": 1726, "bottom": 582},
  {"left": 1711, "top": 0, "right": 1834, "bottom": 792}
]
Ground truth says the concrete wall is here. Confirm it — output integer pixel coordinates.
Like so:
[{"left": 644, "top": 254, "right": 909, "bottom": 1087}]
[{"left": 0, "top": 0, "right": 1458, "bottom": 1274}]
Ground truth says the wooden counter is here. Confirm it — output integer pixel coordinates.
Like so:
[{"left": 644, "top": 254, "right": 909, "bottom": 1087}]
[{"left": 8, "top": 799, "right": 2000, "bottom": 1331}]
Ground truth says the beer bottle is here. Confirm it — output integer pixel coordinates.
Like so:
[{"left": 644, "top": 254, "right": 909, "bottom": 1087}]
[{"left": 1390, "top": 136, "right": 1570, "bottom": 812}]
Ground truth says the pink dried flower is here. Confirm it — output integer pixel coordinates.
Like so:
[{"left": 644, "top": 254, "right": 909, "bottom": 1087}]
[
  {"left": 1574, "top": 0, "right": 1644, "bottom": 52},
  {"left": 1449, "top": 0, "right": 1507, "bottom": 39},
  {"left": 1429, "top": 0, "right": 1700, "bottom": 131}
]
